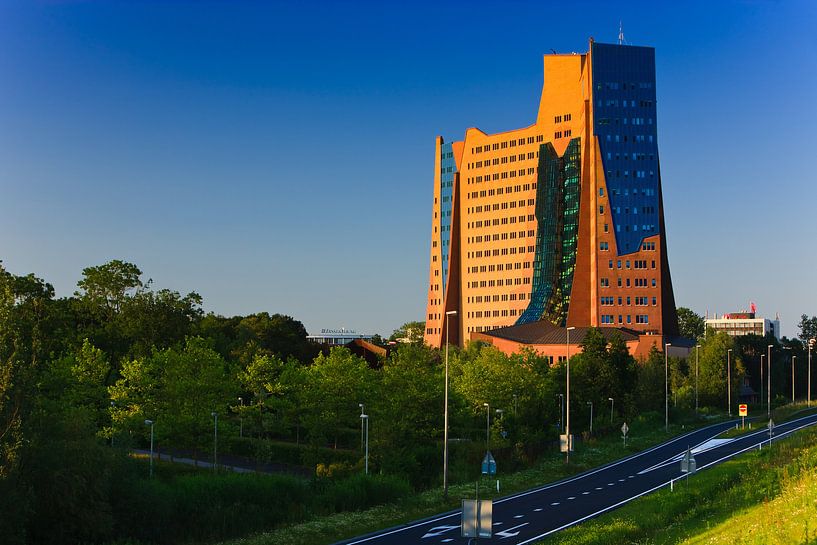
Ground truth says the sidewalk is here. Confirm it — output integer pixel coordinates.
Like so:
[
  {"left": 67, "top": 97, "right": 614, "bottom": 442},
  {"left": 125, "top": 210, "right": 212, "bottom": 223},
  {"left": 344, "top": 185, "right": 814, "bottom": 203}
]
[{"left": 131, "top": 448, "right": 312, "bottom": 477}]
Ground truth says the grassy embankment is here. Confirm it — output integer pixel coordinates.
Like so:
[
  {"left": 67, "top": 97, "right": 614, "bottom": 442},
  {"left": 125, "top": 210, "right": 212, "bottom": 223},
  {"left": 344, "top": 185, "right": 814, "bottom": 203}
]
[
  {"left": 535, "top": 405, "right": 817, "bottom": 544},
  {"left": 217, "top": 412, "right": 730, "bottom": 545}
]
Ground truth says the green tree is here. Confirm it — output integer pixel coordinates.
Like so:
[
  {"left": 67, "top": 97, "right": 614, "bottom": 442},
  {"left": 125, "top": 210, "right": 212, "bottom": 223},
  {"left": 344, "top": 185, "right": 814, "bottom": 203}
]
[
  {"left": 389, "top": 321, "right": 426, "bottom": 344},
  {"left": 798, "top": 314, "right": 817, "bottom": 344},
  {"left": 110, "top": 337, "right": 237, "bottom": 458},
  {"left": 677, "top": 307, "right": 705, "bottom": 340},
  {"left": 300, "top": 347, "right": 373, "bottom": 449},
  {"left": 374, "top": 344, "right": 443, "bottom": 486}
]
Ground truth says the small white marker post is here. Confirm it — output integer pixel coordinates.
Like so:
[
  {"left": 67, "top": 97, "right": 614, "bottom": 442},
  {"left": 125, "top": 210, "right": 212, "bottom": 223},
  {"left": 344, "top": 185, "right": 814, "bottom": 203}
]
[{"left": 621, "top": 422, "right": 629, "bottom": 448}]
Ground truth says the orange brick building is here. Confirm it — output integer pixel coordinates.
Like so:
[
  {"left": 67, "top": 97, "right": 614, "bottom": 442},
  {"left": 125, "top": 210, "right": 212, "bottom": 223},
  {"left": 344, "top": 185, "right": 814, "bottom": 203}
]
[{"left": 424, "top": 39, "right": 679, "bottom": 354}]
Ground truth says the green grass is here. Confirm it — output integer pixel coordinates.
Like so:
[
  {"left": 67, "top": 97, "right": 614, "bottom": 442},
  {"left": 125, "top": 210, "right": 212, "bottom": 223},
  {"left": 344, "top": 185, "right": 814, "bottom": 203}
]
[
  {"left": 534, "top": 416, "right": 817, "bottom": 544},
  {"left": 214, "top": 414, "right": 728, "bottom": 545}
]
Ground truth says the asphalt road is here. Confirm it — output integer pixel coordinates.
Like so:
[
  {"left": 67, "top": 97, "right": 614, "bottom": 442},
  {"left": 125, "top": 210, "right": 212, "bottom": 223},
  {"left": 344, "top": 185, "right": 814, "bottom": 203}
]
[{"left": 337, "top": 412, "right": 817, "bottom": 545}]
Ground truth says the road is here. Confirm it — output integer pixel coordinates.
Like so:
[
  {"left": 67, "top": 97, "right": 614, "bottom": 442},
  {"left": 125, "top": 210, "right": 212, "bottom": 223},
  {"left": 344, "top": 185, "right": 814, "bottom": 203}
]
[{"left": 337, "top": 412, "right": 817, "bottom": 545}]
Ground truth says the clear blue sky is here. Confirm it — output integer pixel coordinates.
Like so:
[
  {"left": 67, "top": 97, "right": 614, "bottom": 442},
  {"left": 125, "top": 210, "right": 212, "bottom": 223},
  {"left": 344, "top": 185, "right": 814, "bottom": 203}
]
[{"left": 1, "top": 0, "right": 815, "bottom": 339}]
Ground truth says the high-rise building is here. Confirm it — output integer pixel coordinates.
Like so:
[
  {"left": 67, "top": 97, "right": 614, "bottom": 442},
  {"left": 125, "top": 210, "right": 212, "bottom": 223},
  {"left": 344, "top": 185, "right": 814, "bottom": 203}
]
[{"left": 425, "top": 39, "right": 678, "bottom": 349}]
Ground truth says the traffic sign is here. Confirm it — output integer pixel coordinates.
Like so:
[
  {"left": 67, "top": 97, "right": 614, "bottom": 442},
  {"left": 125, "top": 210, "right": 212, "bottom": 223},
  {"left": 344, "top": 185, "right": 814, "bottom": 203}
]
[
  {"left": 680, "top": 447, "right": 696, "bottom": 474},
  {"left": 461, "top": 499, "right": 492, "bottom": 538},
  {"left": 559, "top": 434, "right": 574, "bottom": 452},
  {"left": 481, "top": 452, "right": 496, "bottom": 475},
  {"left": 739, "top": 404, "right": 748, "bottom": 417},
  {"left": 621, "top": 422, "right": 629, "bottom": 447}
]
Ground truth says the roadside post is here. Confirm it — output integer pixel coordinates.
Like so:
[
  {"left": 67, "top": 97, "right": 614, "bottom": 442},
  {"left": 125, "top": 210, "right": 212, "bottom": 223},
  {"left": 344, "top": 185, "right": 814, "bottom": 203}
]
[
  {"left": 768, "top": 419, "right": 774, "bottom": 447},
  {"left": 739, "top": 404, "right": 748, "bottom": 429},
  {"left": 462, "top": 452, "right": 496, "bottom": 541},
  {"left": 621, "top": 422, "right": 629, "bottom": 448}
]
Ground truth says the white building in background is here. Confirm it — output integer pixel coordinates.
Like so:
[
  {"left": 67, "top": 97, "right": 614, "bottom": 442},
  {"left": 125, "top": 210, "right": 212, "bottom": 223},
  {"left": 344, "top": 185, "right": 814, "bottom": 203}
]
[
  {"left": 307, "top": 328, "right": 373, "bottom": 346},
  {"left": 705, "top": 312, "right": 780, "bottom": 340}
]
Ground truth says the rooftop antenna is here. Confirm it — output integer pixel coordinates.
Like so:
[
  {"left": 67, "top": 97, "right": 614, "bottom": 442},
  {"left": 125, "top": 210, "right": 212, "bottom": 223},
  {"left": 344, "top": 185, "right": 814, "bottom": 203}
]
[{"left": 618, "top": 21, "right": 625, "bottom": 45}]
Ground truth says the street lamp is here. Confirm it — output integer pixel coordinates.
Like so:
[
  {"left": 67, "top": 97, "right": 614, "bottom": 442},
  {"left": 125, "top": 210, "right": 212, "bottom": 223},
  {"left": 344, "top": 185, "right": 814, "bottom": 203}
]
[
  {"left": 760, "top": 354, "right": 765, "bottom": 410},
  {"left": 695, "top": 345, "right": 701, "bottom": 412},
  {"left": 809, "top": 339, "right": 815, "bottom": 407},
  {"left": 727, "top": 349, "right": 733, "bottom": 417},
  {"left": 443, "top": 309, "right": 457, "bottom": 500},
  {"left": 483, "top": 402, "right": 491, "bottom": 451},
  {"left": 110, "top": 401, "right": 115, "bottom": 447},
  {"left": 556, "top": 394, "right": 564, "bottom": 433},
  {"left": 144, "top": 419, "right": 154, "bottom": 479},
  {"left": 566, "top": 326, "right": 576, "bottom": 463},
  {"left": 211, "top": 411, "right": 218, "bottom": 471},
  {"left": 587, "top": 401, "right": 593, "bottom": 435},
  {"left": 768, "top": 344, "right": 773, "bottom": 417},
  {"left": 792, "top": 355, "right": 797, "bottom": 402},
  {"left": 608, "top": 397, "right": 614, "bottom": 425},
  {"left": 665, "top": 343, "right": 671, "bottom": 431},
  {"left": 238, "top": 397, "right": 244, "bottom": 438},
  {"left": 360, "top": 413, "right": 369, "bottom": 475},
  {"left": 359, "top": 403, "right": 365, "bottom": 452}
]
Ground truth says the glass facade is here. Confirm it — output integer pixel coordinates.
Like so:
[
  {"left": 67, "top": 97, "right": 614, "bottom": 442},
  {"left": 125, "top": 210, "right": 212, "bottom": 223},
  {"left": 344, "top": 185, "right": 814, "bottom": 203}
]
[
  {"left": 439, "top": 142, "right": 456, "bottom": 295},
  {"left": 517, "top": 138, "right": 581, "bottom": 326},
  {"left": 592, "top": 42, "right": 660, "bottom": 255}
]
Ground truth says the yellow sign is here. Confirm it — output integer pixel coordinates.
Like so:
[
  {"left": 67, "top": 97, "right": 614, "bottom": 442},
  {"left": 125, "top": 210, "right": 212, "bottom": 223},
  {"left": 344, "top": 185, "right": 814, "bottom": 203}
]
[{"left": 739, "top": 404, "right": 748, "bottom": 417}]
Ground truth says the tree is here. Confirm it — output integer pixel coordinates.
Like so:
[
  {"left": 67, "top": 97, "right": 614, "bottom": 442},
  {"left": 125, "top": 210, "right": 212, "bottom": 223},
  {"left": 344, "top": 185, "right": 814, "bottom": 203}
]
[
  {"left": 300, "top": 347, "right": 373, "bottom": 449},
  {"left": 75, "top": 260, "right": 143, "bottom": 320},
  {"left": 110, "top": 337, "right": 237, "bottom": 457},
  {"left": 677, "top": 307, "right": 705, "bottom": 340},
  {"left": 389, "top": 321, "right": 426, "bottom": 344},
  {"left": 374, "top": 344, "right": 443, "bottom": 486},
  {"left": 798, "top": 315, "right": 817, "bottom": 344}
]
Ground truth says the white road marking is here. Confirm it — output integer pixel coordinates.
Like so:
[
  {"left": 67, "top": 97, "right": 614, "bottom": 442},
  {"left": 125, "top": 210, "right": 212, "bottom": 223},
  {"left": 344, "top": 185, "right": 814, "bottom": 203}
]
[
  {"left": 595, "top": 487, "right": 603, "bottom": 490},
  {"left": 608, "top": 482, "right": 615, "bottom": 486},
  {"left": 582, "top": 491, "right": 590, "bottom": 495},
  {"left": 567, "top": 496, "right": 576, "bottom": 500},
  {"left": 495, "top": 522, "right": 529, "bottom": 538},
  {"left": 550, "top": 502, "right": 560, "bottom": 506},
  {"left": 493, "top": 522, "right": 503, "bottom": 526},
  {"left": 618, "top": 478, "right": 625, "bottom": 482},
  {"left": 441, "top": 540, "right": 453, "bottom": 543},
  {"left": 420, "top": 525, "right": 459, "bottom": 539},
  {"left": 534, "top": 508, "right": 543, "bottom": 512},
  {"left": 514, "top": 515, "right": 524, "bottom": 519}
]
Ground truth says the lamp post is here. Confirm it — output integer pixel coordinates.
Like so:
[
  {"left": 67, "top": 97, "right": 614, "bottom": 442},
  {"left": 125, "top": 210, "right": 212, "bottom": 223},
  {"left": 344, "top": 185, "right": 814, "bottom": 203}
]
[
  {"left": 144, "top": 419, "right": 154, "bottom": 479},
  {"left": 110, "top": 401, "right": 115, "bottom": 447},
  {"left": 211, "top": 411, "right": 218, "bottom": 471},
  {"left": 556, "top": 394, "right": 564, "bottom": 433},
  {"left": 566, "top": 326, "right": 576, "bottom": 463},
  {"left": 359, "top": 403, "right": 365, "bottom": 452},
  {"left": 695, "top": 344, "right": 701, "bottom": 412},
  {"left": 809, "top": 339, "right": 815, "bottom": 407},
  {"left": 760, "top": 354, "right": 765, "bottom": 410},
  {"left": 608, "top": 397, "right": 614, "bottom": 425},
  {"left": 360, "top": 413, "right": 369, "bottom": 475},
  {"left": 443, "top": 309, "right": 457, "bottom": 500},
  {"left": 767, "top": 346, "right": 772, "bottom": 413},
  {"left": 483, "top": 402, "right": 491, "bottom": 451},
  {"left": 587, "top": 401, "right": 593, "bottom": 435},
  {"left": 792, "top": 355, "right": 796, "bottom": 402},
  {"left": 727, "top": 349, "right": 733, "bottom": 417},
  {"left": 238, "top": 397, "right": 244, "bottom": 438},
  {"left": 665, "top": 343, "right": 671, "bottom": 431}
]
